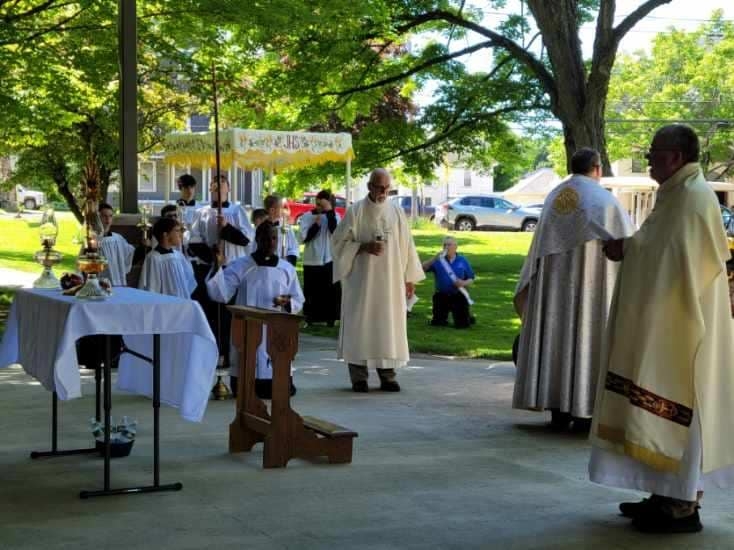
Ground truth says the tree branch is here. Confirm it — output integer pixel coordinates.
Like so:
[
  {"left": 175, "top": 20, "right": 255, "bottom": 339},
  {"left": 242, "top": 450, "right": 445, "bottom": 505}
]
[
  {"left": 1, "top": 0, "right": 62, "bottom": 23},
  {"left": 0, "top": 5, "right": 88, "bottom": 46},
  {"left": 613, "top": 0, "right": 673, "bottom": 44},
  {"left": 379, "top": 103, "right": 548, "bottom": 163},
  {"left": 393, "top": 10, "right": 557, "bottom": 104},
  {"left": 325, "top": 40, "right": 494, "bottom": 97}
]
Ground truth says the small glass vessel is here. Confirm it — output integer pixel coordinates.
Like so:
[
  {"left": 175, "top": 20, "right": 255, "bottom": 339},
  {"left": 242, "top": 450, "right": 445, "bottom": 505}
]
[{"left": 33, "top": 208, "right": 63, "bottom": 289}]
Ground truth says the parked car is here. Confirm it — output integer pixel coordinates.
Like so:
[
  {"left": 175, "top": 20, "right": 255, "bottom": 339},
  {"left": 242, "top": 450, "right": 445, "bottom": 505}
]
[
  {"left": 722, "top": 204, "right": 732, "bottom": 232},
  {"left": 437, "top": 194, "right": 541, "bottom": 232},
  {"left": 285, "top": 192, "right": 347, "bottom": 225},
  {"left": 2, "top": 184, "right": 46, "bottom": 210},
  {"left": 389, "top": 195, "right": 436, "bottom": 220}
]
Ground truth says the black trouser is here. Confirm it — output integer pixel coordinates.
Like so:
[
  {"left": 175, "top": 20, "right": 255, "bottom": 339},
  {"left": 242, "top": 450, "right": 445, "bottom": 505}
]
[
  {"left": 431, "top": 291, "right": 471, "bottom": 328},
  {"left": 192, "top": 263, "right": 232, "bottom": 366},
  {"left": 303, "top": 262, "right": 341, "bottom": 323}
]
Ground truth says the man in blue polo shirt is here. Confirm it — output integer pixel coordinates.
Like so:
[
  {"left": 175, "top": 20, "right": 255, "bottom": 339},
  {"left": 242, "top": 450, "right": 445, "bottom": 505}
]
[{"left": 422, "top": 236, "right": 476, "bottom": 328}]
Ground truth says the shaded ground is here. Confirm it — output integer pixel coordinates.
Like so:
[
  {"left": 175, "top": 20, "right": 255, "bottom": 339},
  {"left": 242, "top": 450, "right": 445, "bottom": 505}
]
[{"left": 1, "top": 337, "right": 732, "bottom": 549}]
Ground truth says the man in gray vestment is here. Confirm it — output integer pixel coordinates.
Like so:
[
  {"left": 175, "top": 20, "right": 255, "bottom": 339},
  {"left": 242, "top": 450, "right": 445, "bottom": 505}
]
[{"left": 512, "top": 148, "right": 635, "bottom": 430}]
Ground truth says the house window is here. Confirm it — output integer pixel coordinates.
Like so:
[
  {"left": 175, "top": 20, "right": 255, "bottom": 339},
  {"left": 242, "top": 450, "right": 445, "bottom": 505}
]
[
  {"left": 463, "top": 170, "right": 472, "bottom": 187},
  {"left": 631, "top": 158, "right": 646, "bottom": 173},
  {"left": 138, "top": 161, "right": 156, "bottom": 192}
]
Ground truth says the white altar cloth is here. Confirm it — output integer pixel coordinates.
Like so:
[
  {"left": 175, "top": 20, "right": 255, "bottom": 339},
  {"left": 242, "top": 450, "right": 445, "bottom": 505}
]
[{"left": 0, "top": 287, "right": 218, "bottom": 422}]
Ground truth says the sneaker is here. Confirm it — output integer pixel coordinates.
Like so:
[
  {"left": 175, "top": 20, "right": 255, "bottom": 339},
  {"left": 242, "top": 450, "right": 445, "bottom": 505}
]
[
  {"left": 632, "top": 508, "right": 703, "bottom": 534},
  {"left": 379, "top": 380, "right": 401, "bottom": 392},
  {"left": 352, "top": 381, "right": 369, "bottom": 393}
]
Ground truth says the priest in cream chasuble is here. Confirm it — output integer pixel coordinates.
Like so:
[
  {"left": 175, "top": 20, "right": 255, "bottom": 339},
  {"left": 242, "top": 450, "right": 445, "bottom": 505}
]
[{"left": 589, "top": 125, "right": 734, "bottom": 533}]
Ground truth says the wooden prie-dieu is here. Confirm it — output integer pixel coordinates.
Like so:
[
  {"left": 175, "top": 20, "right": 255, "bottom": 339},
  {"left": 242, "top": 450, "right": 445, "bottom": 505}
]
[{"left": 228, "top": 305, "right": 357, "bottom": 468}]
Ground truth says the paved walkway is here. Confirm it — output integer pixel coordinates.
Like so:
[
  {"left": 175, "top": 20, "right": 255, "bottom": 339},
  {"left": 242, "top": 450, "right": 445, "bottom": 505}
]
[{"left": 1, "top": 337, "right": 733, "bottom": 549}]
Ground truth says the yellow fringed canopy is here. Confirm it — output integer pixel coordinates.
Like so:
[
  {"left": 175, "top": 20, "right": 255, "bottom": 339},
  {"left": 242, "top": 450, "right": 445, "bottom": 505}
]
[{"left": 164, "top": 128, "right": 354, "bottom": 171}]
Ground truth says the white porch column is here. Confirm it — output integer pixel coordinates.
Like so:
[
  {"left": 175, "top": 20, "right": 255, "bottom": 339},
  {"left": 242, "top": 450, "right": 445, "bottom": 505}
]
[
  {"left": 345, "top": 159, "right": 352, "bottom": 205},
  {"left": 230, "top": 161, "right": 238, "bottom": 203},
  {"left": 164, "top": 163, "right": 171, "bottom": 203}
]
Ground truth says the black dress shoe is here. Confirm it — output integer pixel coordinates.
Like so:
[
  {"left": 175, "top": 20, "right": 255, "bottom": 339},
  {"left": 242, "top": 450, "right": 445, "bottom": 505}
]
[
  {"left": 619, "top": 496, "right": 659, "bottom": 518},
  {"left": 571, "top": 417, "right": 592, "bottom": 433},
  {"left": 379, "top": 380, "right": 401, "bottom": 392},
  {"left": 550, "top": 409, "right": 572, "bottom": 430},
  {"left": 632, "top": 508, "right": 702, "bottom": 533},
  {"left": 352, "top": 381, "right": 369, "bottom": 393}
]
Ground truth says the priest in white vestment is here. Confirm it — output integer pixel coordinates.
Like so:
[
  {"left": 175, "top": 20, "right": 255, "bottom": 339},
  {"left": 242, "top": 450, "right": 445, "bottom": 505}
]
[
  {"left": 99, "top": 202, "right": 135, "bottom": 286},
  {"left": 589, "top": 125, "right": 734, "bottom": 534},
  {"left": 263, "top": 194, "right": 299, "bottom": 266},
  {"left": 513, "top": 148, "right": 634, "bottom": 430},
  {"left": 207, "top": 220, "right": 304, "bottom": 399},
  {"left": 331, "top": 168, "right": 425, "bottom": 393}
]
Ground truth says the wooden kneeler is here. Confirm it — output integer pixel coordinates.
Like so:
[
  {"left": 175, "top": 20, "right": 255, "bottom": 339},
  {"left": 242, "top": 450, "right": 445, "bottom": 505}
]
[{"left": 228, "top": 306, "right": 357, "bottom": 468}]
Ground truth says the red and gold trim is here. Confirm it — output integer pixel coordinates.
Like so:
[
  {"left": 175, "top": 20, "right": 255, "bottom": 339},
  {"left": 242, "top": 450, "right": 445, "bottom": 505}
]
[{"left": 604, "top": 371, "right": 693, "bottom": 427}]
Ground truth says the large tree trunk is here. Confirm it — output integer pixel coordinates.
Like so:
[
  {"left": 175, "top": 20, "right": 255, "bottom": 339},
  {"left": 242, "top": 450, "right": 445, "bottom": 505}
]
[
  {"left": 527, "top": 0, "right": 616, "bottom": 176},
  {"left": 55, "top": 175, "right": 84, "bottom": 224}
]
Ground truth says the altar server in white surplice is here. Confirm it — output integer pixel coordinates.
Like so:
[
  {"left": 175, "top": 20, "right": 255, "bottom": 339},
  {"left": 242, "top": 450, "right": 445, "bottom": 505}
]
[
  {"left": 188, "top": 175, "right": 254, "bottom": 265},
  {"left": 207, "top": 220, "right": 304, "bottom": 400},
  {"left": 188, "top": 174, "right": 254, "bottom": 370},
  {"left": 76, "top": 202, "right": 133, "bottom": 371},
  {"left": 139, "top": 217, "right": 196, "bottom": 299},
  {"left": 300, "top": 189, "right": 341, "bottom": 325},
  {"left": 331, "top": 168, "right": 425, "bottom": 393},
  {"left": 98, "top": 202, "right": 135, "bottom": 286},
  {"left": 263, "top": 194, "right": 299, "bottom": 266},
  {"left": 513, "top": 148, "right": 634, "bottom": 431}
]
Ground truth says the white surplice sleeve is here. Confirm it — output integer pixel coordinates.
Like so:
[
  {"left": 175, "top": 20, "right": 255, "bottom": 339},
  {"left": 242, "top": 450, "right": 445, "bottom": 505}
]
[
  {"left": 188, "top": 209, "right": 206, "bottom": 245},
  {"left": 299, "top": 212, "right": 315, "bottom": 243},
  {"left": 138, "top": 253, "right": 155, "bottom": 292},
  {"left": 331, "top": 204, "right": 362, "bottom": 282},
  {"left": 206, "top": 256, "right": 252, "bottom": 303},
  {"left": 283, "top": 262, "right": 305, "bottom": 314},
  {"left": 235, "top": 205, "right": 255, "bottom": 243},
  {"left": 181, "top": 253, "right": 197, "bottom": 297}
]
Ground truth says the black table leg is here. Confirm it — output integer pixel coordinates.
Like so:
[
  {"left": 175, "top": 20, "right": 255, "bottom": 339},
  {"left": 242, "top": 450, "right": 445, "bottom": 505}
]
[
  {"left": 30, "top": 391, "right": 97, "bottom": 459},
  {"left": 80, "top": 333, "right": 182, "bottom": 499},
  {"left": 103, "top": 334, "right": 112, "bottom": 491},
  {"left": 95, "top": 364, "right": 102, "bottom": 422},
  {"left": 153, "top": 333, "right": 160, "bottom": 486}
]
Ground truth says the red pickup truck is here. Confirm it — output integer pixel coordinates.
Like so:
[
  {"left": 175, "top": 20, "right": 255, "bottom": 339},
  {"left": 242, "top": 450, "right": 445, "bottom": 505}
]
[{"left": 285, "top": 192, "right": 347, "bottom": 225}]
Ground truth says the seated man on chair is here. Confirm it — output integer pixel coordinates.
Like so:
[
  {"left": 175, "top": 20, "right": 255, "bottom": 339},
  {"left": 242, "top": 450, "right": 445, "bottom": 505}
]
[{"left": 422, "top": 236, "right": 475, "bottom": 328}]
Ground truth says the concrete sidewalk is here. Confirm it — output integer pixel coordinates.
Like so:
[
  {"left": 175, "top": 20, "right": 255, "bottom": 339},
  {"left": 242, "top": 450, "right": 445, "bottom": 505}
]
[{"left": 1, "top": 339, "right": 732, "bottom": 549}]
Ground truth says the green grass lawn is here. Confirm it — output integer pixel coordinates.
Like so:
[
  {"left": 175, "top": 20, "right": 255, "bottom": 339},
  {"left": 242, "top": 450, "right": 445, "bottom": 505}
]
[
  {"left": 0, "top": 212, "right": 532, "bottom": 359},
  {"left": 0, "top": 212, "right": 81, "bottom": 274},
  {"left": 303, "top": 228, "right": 532, "bottom": 359}
]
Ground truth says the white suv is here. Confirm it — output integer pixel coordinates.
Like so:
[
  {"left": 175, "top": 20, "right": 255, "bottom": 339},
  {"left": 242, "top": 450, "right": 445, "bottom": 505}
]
[
  {"left": 15, "top": 184, "right": 46, "bottom": 210},
  {"left": 439, "top": 194, "right": 541, "bottom": 232}
]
